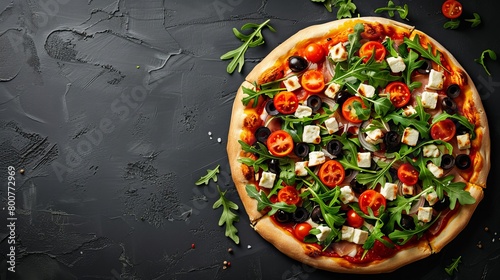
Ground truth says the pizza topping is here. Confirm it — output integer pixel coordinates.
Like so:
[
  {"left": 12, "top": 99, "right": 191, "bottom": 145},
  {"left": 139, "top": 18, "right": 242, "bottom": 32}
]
[
  {"left": 284, "top": 75, "right": 302, "bottom": 92},
  {"left": 456, "top": 133, "right": 471, "bottom": 150},
  {"left": 294, "top": 222, "right": 313, "bottom": 241},
  {"left": 301, "top": 69, "right": 325, "bottom": 93},
  {"left": 304, "top": 43, "right": 326, "bottom": 63},
  {"left": 446, "top": 83, "right": 461, "bottom": 98},
  {"left": 430, "top": 119, "right": 456, "bottom": 142},
  {"left": 426, "top": 69, "right": 445, "bottom": 90},
  {"left": 273, "top": 91, "right": 299, "bottom": 114},
  {"left": 455, "top": 154, "right": 471, "bottom": 170},
  {"left": 442, "top": 0, "right": 463, "bottom": 19},
  {"left": 288, "top": 55, "right": 309, "bottom": 72},
  {"left": 267, "top": 130, "right": 294, "bottom": 157},
  {"left": 329, "top": 42, "right": 348, "bottom": 62},
  {"left": 441, "top": 97, "right": 458, "bottom": 114}
]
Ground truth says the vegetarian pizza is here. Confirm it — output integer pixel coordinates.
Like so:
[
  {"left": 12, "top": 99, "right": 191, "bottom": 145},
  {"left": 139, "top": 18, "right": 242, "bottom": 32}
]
[{"left": 226, "top": 17, "right": 490, "bottom": 273}]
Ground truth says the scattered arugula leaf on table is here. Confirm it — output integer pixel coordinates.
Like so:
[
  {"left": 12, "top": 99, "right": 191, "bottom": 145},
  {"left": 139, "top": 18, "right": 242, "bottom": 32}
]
[
  {"left": 213, "top": 186, "right": 240, "bottom": 244},
  {"left": 465, "top": 13, "right": 481, "bottom": 27},
  {"left": 475, "top": 49, "right": 497, "bottom": 76},
  {"left": 445, "top": 256, "right": 462, "bottom": 276},
  {"left": 443, "top": 19, "right": 460, "bottom": 30},
  {"left": 195, "top": 164, "right": 220, "bottom": 185},
  {"left": 310, "top": 0, "right": 357, "bottom": 19},
  {"left": 220, "top": 19, "right": 275, "bottom": 74},
  {"left": 374, "top": 0, "right": 409, "bottom": 20}
]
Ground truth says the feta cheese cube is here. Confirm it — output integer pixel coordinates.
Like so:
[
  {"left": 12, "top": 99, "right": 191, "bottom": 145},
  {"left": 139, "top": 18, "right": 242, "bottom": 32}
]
[
  {"left": 324, "top": 117, "right": 340, "bottom": 134},
  {"left": 357, "top": 152, "right": 372, "bottom": 168},
  {"left": 425, "top": 190, "right": 439, "bottom": 206},
  {"left": 303, "top": 125, "right": 321, "bottom": 144},
  {"left": 294, "top": 105, "right": 313, "bottom": 118},
  {"left": 457, "top": 133, "right": 471, "bottom": 150},
  {"left": 324, "top": 82, "right": 341, "bottom": 99},
  {"left": 402, "top": 183, "right": 415, "bottom": 196},
  {"left": 421, "top": 91, "right": 438, "bottom": 109},
  {"left": 418, "top": 207, "right": 434, "bottom": 223},
  {"left": 423, "top": 144, "right": 440, "bottom": 157},
  {"left": 427, "top": 162, "right": 444, "bottom": 178},
  {"left": 386, "top": 56, "right": 406, "bottom": 73},
  {"left": 339, "top": 185, "right": 357, "bottom": 204},
  {"left": 329, "top": 42, "right": 348, "bottom": 62},
  {"left": 381, "top": 182, "right": 398, "bottom": 201},
  {"left": 352, "top": 229, "right": 369, "bottom": 245},
  {"left": 365, "top": 124, "right": 384, "bottom": 145},
  {"left": 305, "top": 218, "right": 319, "bottom": 228},
  {"left": 259, "top": 171, "right": 276, "bottom": 189},
  {"left": 426, "top": 69, "right": 444, "bottom": 90},
  {"left": 315, "top": 225, "right": 332, "bottom": 242},
  {"left": 402, "top": 105, "right": 417, "bottom": 117},
  {"left": 357, "top": 83, "right": 376, "bottom": 99},
  {"left": 295, "top": 161, "right": 309, "bottom": 176},
  {"left": 402, "top": 127, "right": 419, "bottom": 146},
  {"left": 284, "top": 75, "right": 301, "bottom": 92},
  {"left": 341, "top": 225, "right": 355, "bottom": 242},
  {"left": 308, "top": 151, "right": 326, "bottom": 167}
]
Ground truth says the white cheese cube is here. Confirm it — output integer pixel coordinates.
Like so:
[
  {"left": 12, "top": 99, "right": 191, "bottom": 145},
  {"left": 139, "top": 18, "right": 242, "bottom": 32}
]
[
  {"left": 295, "top": 161, "right": 309, "bottom": 176},
  {"left": 258, "top": 171, "right": 276, "bottom": 189},
  {"left": 386, "top": 56, "right": 406, "bottom": 73},
  {"left": 423, "top": 144, "right": 440, "bottom": 158},
  {"left": 357, "top": 152, "right": 372, "bottom": 168},
  {"left": 381, "top": 182, "right": 398, "bottom": 201},
  {"left": 329, "top": 42, "right": 348, "bottom": 62},
  {"left": 341, "top": 225, "right": 355, "bottom": 242},
  {"left": 357, "top": 83, "right": 376, "bottom": 99},
  {"left": 324, "top": 82, "right": 341, "bottom": 99},
  {"left": 308, "top": 151, "right": 326, "bottom": 167},
  {"left": 402, "top": 105, "right": 417, "bottom": 117},
  {"left": 352, "top": 229, "right": 369, "bottom": 245},
  {"left": 425, "top": 190, "right": 439, "bottom": 206},
  {"left": 457, "top": 133, "right": 471, "bottom": 150},
  {"left": 284, "top": 75, "right": 301, "bottom": 92},
  {"left": 315, "top": 225, "right": 332, "bottom": 242},
  {"left": 365, "top": 124, "right": 384, "bottom": 145},
  {"left": 402, "top": 127, "right": 419, "bottom": 146},
  {"left": 303, "top": 125, "right": 321, "bottom": 144},
  {"left": 294, "top": 105, "right": 312, "bottom": 118},
  {"left": 421, "top": 91, "right": 438, "bottom": 109},
  {"left": 418, "top": 206, "right": 434, "bottom": 223},
  {"left": 427, "top": 162, "right": 444, "bottom": 178},
  {"left": 339, "top": 185, "right": 357, "bottom": 204},
  {"left": 324, "top": 117, "right": 340, "bottom": 134},
  {"left": 305, "top": 218, "right": 319, "bottom": 228},
  {"left": 402, "top": 183, "right": 415, "bottom": 196},
  {"left": 426, "top": 69, "right": 444, "bottom": 90}
]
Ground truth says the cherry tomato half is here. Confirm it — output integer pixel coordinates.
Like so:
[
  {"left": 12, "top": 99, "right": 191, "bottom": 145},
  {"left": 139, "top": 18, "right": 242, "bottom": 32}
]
[
  {"left": 267, "top": 130, "right": 294, "bottom": 157},
  {"left": 318, "top": 160, "right": 346, "bottom": 188},
  {"left": 277, "top": 186, "right": 301, "bottom": 205},
  {"left": 273, "top": 91, "right": 299, "bottom": 114},
  {"left": 304, "top": 43, "right": 326, "bottom": 63},
  {"left": 346, "top": 209, "right": 364, "bottom": 228},
  {"left": 294, "top": 222, "right": 312, "bottom": 241},
  {"left": 442, "top": 0, "right": 463, "bottom": 19},
  {"left": 397, "top": 163, "right": 419, "bottom": 186},
  {"left": 359, "top": 41, "right": 387, "bottom": 63},
  {"left": 359, "top": 190, "right": 386, "bottom": 216},
  {"left": 431, "top": 119, "right": 456, "bottom": 142},
  {"left": 342, "top": 96, "right": 367, "bottom": 124},
  {"left": 386, "top": 82, "right": 411, "bottom": 108},
  {"left": 300, "top": 69, "right": 325, "bottom": 93}
]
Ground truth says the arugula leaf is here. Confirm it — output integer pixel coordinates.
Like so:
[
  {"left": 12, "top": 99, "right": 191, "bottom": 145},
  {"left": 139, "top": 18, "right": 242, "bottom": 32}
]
[
  {"left": 310, "top": 0, "right": 334, "bottom": 13},
  {"left": 443, "top": 19, "right": 460, "bottom": 30},
  {"left": 445, "top": 256, "right": 462, "bottom": 276},
  {"left": 402, "top": 50, "right": 425, "bottom": 91},
  {"left": 384, "top": 111, "right": 430, "bottom": 139},
  {"left": 238, "top": 141, "right": 280, "bottom": 172},
  {"left": 415, "top": 96, "right": 431, "bottom": 123},
  {"left": 346, "top": 23, "right": 364, "bottom": 63},
  {"left": 362, "top": 217, "right": 388, "bottom": 254},
  {"left": 242, "top": 86, "right": 285, "bottom": 107},
  {"left": 465, "top": 13, "right": 481, "bottom": 28},
  {"left": 388, "top": 214, "right": 438, "bottom": 245},
  {"left": 356, "top": 155, "right": 397, "bottom": 189},
  {"left": 383, "top": 37, "right": 399, "bottom": 58},
  {"left": 431, "top": 111, "right": 475, "bottom": 139},
  {"left": 195, "top": 165, "right": 220, "bottom": 185},
  {"left": 384, "top": 187, "right": 433, "bottom": 232},
  {"left": 334, "top": 0, "right": 357, "bottom": 20},
  {"left": 374, "top": 0, "right": 409, "bottom": 20},
  {"left": 246, "top": 184, "right": 296, "bottom": 215},
  {"left": 475, "top": 49, "right": 497, "bottom": 76},
  {"left": 213, "top": 186, "right": 240, "bottom": 244},
  {"left": 404, "top": 34, "right": 444, "bottom": 68},
  {"left": 220, "top": 19, "right": 275, "bottom": 74},
  {"left": 435, "top": 175, "right": 476, "bottom": 210},
  {"left": 364, "top": 96, "right": 394, "bottom": 117},
  {"left": 307, "top": 187, "right": 345, "bottom": 230}
]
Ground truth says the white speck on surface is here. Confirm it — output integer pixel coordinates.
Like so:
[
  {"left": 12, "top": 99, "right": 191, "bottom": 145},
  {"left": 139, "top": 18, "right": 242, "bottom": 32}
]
[
  {"left": 247, "top": 245, "right": 252, "bottom": 249},
  {"left": 217, "top": 137, "right": 222, "bottom": 143},
  {"left": 208, "top": 131, "right": 212, "bottom": 136}
]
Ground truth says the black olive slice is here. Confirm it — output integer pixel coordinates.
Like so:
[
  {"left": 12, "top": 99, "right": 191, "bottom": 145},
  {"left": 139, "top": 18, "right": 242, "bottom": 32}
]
[
  {"left": 446, "top": 84, "right": 461, "bottom": 98},
  {"left": 440, "top": 154, "right": 455, "bottom": 170},
  {"left": 275, "top": 210, "right": 292, "bottom": 223},
  {"left": 292, "top": 207, "right": 310, "bottom": 223},
  {"left": 326, "top": 140, "right": 343, "bottom": 157},
  {"left": 441, "top": 97, "right": 458, "bottom": 114},
  {"left": 267, "top": 159, "right": 280, "bottom": 174},
  {"left": 294, "top": 142, "right": 310, "bottom": 158},
  {"left": 350, "top": 179, "right": 367, "bottom": 194},
  {"left": 455, "top": 154, "right": 472, "bottom": 170},
  {"left": 400, "top": 214, "right": 416, "bottom": 230},
  {"left": 265, "top": 99, "right": 279, "bottom": 116},
  {"left": 384, "top": 131, "right": 401, "bottom": 153},
  {"left": 433, "top": 196, "right": 450, "bottom": 212},
  {"left": 255, "top": 127, "right": 271, "bottom": 144},
  {"left": 306, "top": 95, "right": 323, "bottom": 113},
  {"left": 334, "top": 90, "right": 351, "bottom": 105},
  {"left": 288, "top": 56, "right": 308, "bottom": 72},
  {"left": 310, "top": 205, "right": 324, "bottom": 223},
  {"left": 417, "top": 59, "right": 432, "bottom": 74}
]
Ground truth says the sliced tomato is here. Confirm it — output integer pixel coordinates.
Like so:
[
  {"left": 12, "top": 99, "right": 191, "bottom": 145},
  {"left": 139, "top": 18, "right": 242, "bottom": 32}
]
[
  {"left": 346, "top": 209, "right": 364, "bottom": 228},
  {"left": 397, "top": 163, "right": 419, "bottom": 186},
  {"left": 358, "top": 190, "right": 386, "bottom": 216},
  {"left": 294, "top": 222, "right": 312, "bottom": 241},
  {"left": 431, "top": 119, "right": 456, "bottom": 142},
  {"left": 359, "top": 41, "right": 386, "bottom": 63},
  {"left": 301, "top": 70, "right": 325, "bottom": 93},
  {"left": 273, "top": 91, "right": 299, "bottom": 114},
  {"left": 277, "top": 186, "right": 301, "bottom": 205},
  {"left": 386, "top": 82, "right": 411, "bottom": 108},
  {"left": 304, "top": 43, "right": 325, "bottom": 63},
  {"left": 267, "top": 130, "right": 294, "bottom": 157},
  {"left": 341, "top": 96, "right": 367, "bottom": 124},
  {"left": 318, "top": 160, "right": 345, "bottom": 188},
  {"left": 442, "top": 0, "right": 462, "bottom": 19}
]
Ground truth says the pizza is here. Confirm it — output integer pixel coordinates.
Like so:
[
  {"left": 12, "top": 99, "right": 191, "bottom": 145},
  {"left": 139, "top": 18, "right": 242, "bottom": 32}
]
[{"left": 226, "top": 17, "right": 490, "bottom": 273}]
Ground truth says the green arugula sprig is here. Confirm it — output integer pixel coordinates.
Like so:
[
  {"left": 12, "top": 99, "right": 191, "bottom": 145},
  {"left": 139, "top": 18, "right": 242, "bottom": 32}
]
[
  {"left": 241, "top": 86, "right": 285, "bottom": 107},
  {"left": 404, "top": 34, "right": 444, "bottom": 68},
  {"left": 238, "top": 141, "right": 280, "bottom": 172},
  {"left": 307, "top": 187, "right": 345, "bottom": 231},
  {"left": 311, "top": 0, "right": 357, "bottom": 19},
  {"left": 475, "top": 49, "right": 497, "bottom": 76},
  {"left": 246, "top": 184, "right": 297, "bottom": 214},
  {"left": 374, "top": 0, "right": 409, "bottom": 20},
  {"left": 220, "top": 19, "right": 275, "bottom": 74},
  {"left": 388, "top": 214, "right": 438, "bottom": 245},
  {"left": 195, "top": 165, "right": 220, "bottom": 185},
  {"left": 445, "top": 256, "right": 462, "bottom": 276},
  {"left": 443, "top": 19, "right": 460, "bottom": 30},
  {"left": 384, "top": 187, "right": 433, "bottom": 232},
  {"left": 213, "top": 186, "right": 240, "bottom": 244},
  {"left": 465, "top": 13, "right": 481, "bottom": 28}
]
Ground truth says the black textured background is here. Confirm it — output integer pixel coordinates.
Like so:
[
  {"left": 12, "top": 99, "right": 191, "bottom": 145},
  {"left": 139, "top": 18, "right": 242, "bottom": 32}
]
[{"left": 1, "top": 0, "right": 500, "bottom": 279}]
